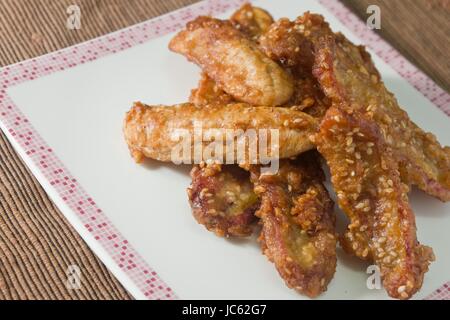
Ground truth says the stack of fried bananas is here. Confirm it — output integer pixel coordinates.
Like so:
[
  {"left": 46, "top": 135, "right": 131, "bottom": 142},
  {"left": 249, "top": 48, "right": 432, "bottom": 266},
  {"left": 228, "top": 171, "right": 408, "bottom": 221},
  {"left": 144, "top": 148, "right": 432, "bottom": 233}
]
[{"left": 123, "top": 4, "right": 450, "bottom": 299}]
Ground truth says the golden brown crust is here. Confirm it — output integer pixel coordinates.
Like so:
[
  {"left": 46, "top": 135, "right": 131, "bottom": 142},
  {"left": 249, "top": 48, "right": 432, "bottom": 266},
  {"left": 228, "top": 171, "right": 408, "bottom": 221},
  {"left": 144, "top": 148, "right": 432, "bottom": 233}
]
[
  {"left": 259, "top": 12, "right": 333, "bottom": 76},
  {"left": 169, "top": 16, "right": 294, "bottom": 106},
  {"left": 189, "top": 72, "right": 234, "bottom": 106},
  {"left": 316, "top": 106, "right": 434, "bottom": 299},
  {"left": 258, "top": 13, "right": 332, "bottom": 118},
  {"left": 250, "top": 152, "right": 337, "bottom": 298},
  {"left": 286, "top": 76, "right": 331, "bottom": 119},
  {"left": 313, "top": 33, "right": 450, "bottom": 201},
  {"left": 188, "top": 164, "right": 259, "bottom": 237},
  {"left": 123, "top": 102, "right": 318, "bottom": 163},
  {"left": 230, "top": 3, "right": 274, "bottom": 40}
]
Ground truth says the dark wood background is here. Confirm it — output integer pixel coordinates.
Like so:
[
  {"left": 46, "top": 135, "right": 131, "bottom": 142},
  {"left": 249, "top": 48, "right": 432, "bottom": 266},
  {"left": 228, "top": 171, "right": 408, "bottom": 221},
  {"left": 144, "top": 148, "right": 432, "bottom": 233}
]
[{"left": 0, "top": 0, "right": 448, "bottom": 299}]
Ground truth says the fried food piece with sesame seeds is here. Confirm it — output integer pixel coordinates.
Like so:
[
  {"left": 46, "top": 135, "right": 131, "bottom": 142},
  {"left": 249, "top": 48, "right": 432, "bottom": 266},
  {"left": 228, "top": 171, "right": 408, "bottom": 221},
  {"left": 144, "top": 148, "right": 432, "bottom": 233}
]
[
  {"left": 313, "top": 33, "right": 450, "bottom": 201},
  {"left": 316, "top": 106, "right": 434, "bottom": 299},
  {"left": 123, "top": 102, "right": 318, "bottom": 163},
  {"left": 257, "top": 13, "right": 332, "bottom": 118},
  {"left": 230, "top": 3, "right": 274, "bottom": 41},
  {"left": 189, "top": 4, "right": 273, "bottom": 106},
  {"left": 187, "top": 163, "right": 259, "bottom": 237},
  {"left": 250, "top": 152, "right": 337, "bottom": 298},
  {"left": 169, "top": 16, "right": 294, "bottom": 106},
  {"left": 259, "top": 12, "right": 333, "bottom": 76}
]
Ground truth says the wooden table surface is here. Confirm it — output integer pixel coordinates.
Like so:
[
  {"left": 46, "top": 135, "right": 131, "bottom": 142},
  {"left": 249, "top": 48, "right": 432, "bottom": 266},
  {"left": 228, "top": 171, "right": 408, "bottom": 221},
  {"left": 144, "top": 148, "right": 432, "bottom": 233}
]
[{"left": 0, "top": 0, "right": 448, "bottom": 299}]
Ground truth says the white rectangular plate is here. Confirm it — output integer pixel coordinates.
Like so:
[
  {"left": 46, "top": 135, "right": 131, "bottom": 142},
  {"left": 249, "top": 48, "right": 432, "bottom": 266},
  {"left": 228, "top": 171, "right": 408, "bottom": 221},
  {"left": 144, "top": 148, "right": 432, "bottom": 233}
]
[{"left": 0, "top": 0, "right": 449, "bottom": 299}]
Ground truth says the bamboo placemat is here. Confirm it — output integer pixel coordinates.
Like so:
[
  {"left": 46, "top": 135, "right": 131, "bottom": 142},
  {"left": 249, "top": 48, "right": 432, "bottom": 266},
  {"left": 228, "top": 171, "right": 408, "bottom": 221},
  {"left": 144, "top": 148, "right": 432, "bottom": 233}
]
[{"left": 0, "top": 0, "right": 448, "bottom": 300}]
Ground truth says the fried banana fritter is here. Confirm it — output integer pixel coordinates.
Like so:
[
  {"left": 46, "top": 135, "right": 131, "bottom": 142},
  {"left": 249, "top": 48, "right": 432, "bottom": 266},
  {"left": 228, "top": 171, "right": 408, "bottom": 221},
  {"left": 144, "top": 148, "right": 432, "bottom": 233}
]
[
  {"left": 316, "top": 106, "right": 434, "bottom": 299},
  {"left": 257, "top": 13, "right": 332, "bottom": 118},
  {"left": 123, "top": 102, "right": 318, "bottom": 163},
  {"left": 259, "top": 12, "right": 333, "bottom": 76},
  {"left": 230, "top": 3, "right": 274, "bottom": 40},
  {"left": 313, "top": 33, "right": 450, "bottom": 201},
  {"left": 169, "top": 16, "right": 294, "bottom": 106},
  {"left": 250, "top": 152, "right": 337, "bottom": 298},
  {"left": 188, "top": 163, "right": 259, "bottom": 237}
]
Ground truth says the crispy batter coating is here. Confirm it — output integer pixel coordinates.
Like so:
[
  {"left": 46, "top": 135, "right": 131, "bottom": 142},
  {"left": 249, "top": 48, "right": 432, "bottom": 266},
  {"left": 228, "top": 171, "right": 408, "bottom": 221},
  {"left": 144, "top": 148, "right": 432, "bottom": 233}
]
[
  {"left": 259, "top": 13, "right": 333, "bottom": 76},
  {"left": 169, "top": 16, "right": 294, "bottom": 106},
  {"left": 189, "top": 72, "right": 234, "bottom": 106},
  {"left": 230, "top": 3, "right": 274, "bottom": 40},
  {"left": 250, "top": 152, "right": 337, "bottom": 298},
  {"left": 189, "top": 4, "right": 274, "bottom": 106},
  {"left": 188, "top": 163, "right": 259, "bottom": 237},
  {"left": 257, "top": 13, "right": 332, "bottom": 118},
  {"left": 313, "top": 33, "right": 450, "bottom": 201},
  {"left": 123, "top": 102, "right": 318, "bottom": 164},
  {"left": 286, "top": 76, "right": 331, "bottom": 119},
  {"left": 316, "top": 106, "right": 434, "bottom": 299}
]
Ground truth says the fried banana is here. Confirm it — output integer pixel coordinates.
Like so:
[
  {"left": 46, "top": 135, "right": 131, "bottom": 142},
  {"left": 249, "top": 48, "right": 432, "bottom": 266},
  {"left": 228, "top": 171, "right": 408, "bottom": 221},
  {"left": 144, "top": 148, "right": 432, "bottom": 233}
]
[
  {"left": 313, "top": 33, "right": 450, "bottom": 201},
  {"left": 169, "top": 16, "right": 294, "bottom": 106},
  {"left": 258, "top": 13, "right": 332, "bottom": 118},
  {"left": 230, "top": 3, "right": 274, "bottom": 40},
  {"left": 259, "top": 12, "right": 333, "bottom": 76},
  {"left": 188, "top": 163, "right": 259, "bottom": 237},
  {"left": 123, "top": 102, "right": 317, "bottom": 163},
  {"left": 250, "top": 152, "right": 337, "bottom": 298},
  {"left": 316, "top": 106, "right": 434, "bottom": 299}
]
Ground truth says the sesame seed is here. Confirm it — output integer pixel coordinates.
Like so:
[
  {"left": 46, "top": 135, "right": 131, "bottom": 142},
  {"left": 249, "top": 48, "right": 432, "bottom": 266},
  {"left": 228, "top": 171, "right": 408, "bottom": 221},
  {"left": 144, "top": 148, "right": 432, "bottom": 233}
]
[
  {"left": 378, "top": 237, "right": 386, "bottom": 244},
  {"left": 346, "top": 137, "right": 353, "bottom": 146},
  {"left": 355, "top": 202, "right": 365, "bottom": 209},
  {"left": 362, "top": 248, "right": 369, "bottom": 257}
]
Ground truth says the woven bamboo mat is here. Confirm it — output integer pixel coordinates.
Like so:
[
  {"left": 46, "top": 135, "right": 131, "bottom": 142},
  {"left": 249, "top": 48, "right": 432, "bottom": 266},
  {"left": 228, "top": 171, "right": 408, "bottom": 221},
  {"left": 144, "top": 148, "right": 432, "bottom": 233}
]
[{"left": 0, "top": 0, "right": 448, "bottom": 300}]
